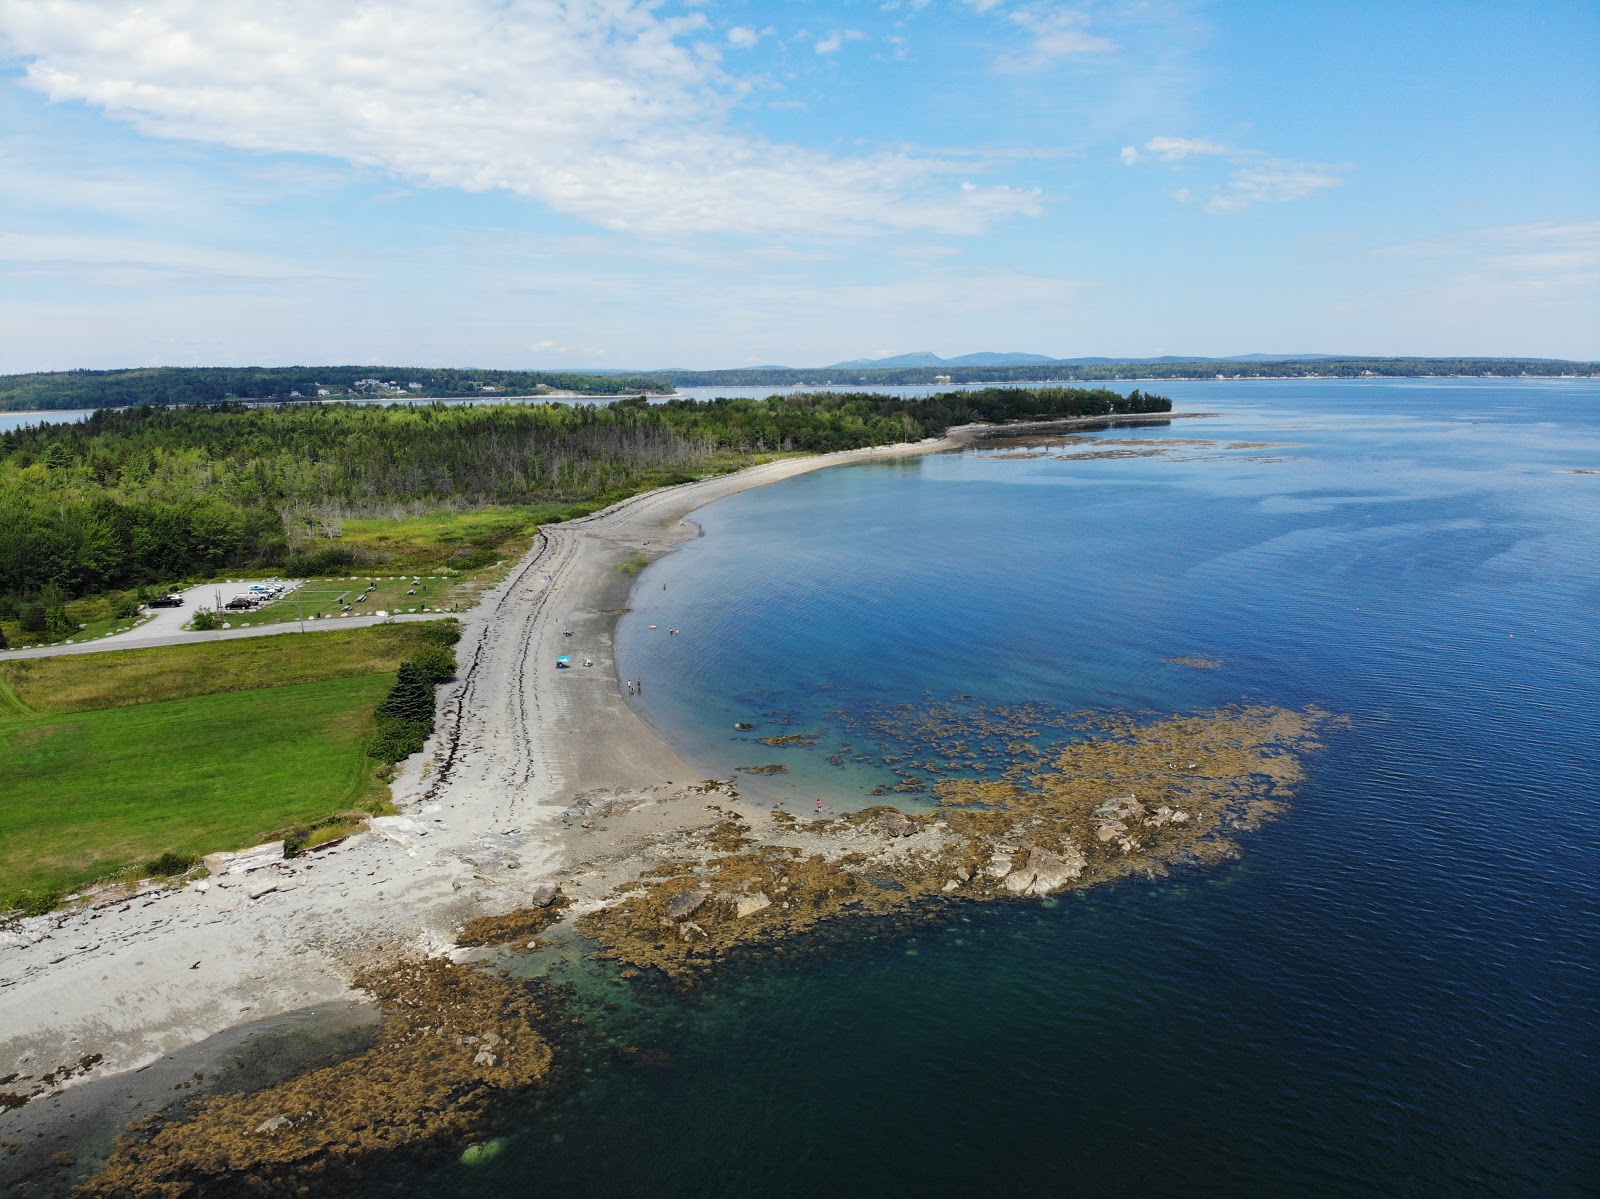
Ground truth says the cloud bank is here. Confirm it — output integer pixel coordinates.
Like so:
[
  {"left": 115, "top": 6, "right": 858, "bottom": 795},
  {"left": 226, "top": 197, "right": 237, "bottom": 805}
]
[{"left": 0, "top": 0, "right": 1042, "bottom": 237}]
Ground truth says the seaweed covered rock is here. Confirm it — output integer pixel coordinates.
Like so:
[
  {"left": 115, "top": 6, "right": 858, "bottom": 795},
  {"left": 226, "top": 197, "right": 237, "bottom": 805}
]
[{"left": 83, "top": 960, "right": 557, "bottom": 1197}]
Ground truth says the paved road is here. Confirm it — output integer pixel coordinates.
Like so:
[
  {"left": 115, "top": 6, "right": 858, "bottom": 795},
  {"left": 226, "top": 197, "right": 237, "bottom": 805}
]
[{"left": 0, "top": 605, "right": 442, "bottom": 661}]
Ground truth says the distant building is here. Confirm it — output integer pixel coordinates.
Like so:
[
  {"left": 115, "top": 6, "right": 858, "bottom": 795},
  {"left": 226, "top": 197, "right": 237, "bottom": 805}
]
[
  {"left": 407, "top": 382, "right": 423, "bottom": 390},
  {"left": 317, "top": 388, "right": 331, "bottom": 396},
  {"left": 935, "top": 374, "right": 952, "bottom": 384}
]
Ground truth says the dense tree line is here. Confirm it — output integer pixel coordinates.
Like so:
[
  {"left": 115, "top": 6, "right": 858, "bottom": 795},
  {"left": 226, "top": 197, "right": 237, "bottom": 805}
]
[
  {"left": 0, "top": 366, "right": 672, "bottom": 411},
  {"left": 0, "top": 387, "right": 1169, "bottom": 609}
]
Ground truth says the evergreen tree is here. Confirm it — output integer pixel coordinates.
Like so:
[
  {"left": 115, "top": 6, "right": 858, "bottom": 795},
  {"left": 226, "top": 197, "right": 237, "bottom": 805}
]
[{"left": 377, "top": 662, "right": 436, "bottom": 724}]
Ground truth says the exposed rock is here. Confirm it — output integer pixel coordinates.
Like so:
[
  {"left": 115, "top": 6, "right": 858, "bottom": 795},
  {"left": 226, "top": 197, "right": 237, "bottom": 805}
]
[
  {"left": 984, "top": 849, "right": 1016, "bottom": 880},
  {"left": 253, "top": 1116, "right": 292, "bottom": 1135},
  {"left": 663, "top": 891, "right": 709, "bottom": 921},
  {"left": 472, "top": 1051, "right": 499, "bottom": 1068},
  {"left": 528, "top": 883, "right": 559, "bottom": 908},
  {"left": 872, "top": 810, "right": 917, "bottom": 838},
  {"left": 201, "top": 841, "right": 285, "bottom": 877},
  {"left": 731, "top": 892, "right": 771, "bottom": 918},
  {"left": 734, "top": 722, "right": 755, "bottom": 730},
  {"left": 1001, "top": 844, "right": 1086, "bottom": 896}
]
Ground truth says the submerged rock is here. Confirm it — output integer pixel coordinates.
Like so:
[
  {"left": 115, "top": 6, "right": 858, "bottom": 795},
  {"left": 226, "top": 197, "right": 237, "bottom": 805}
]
[{"left": 460, "top": 1137, "right": 508, "bottom": 1166}]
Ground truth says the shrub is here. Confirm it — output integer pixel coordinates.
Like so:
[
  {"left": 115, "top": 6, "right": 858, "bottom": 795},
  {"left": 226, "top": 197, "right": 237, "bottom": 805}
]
[
  {"left": 144, "top": 851, "right": 199, "bottom": 877},
  {"left": 20, "top": 602, "right": 47, "bottom": 633},
  {"left": 190, "top": 608, "right": 221, "bottom": 631},
  {"left": 409, "top": 643, "right": 457, "bottom": 684},
  {"left": 415, "top": 618, "right": 461, "bottom": 647},
  {"left": 111, "top": 594, "right": 141, "bottom": 619},
  {"left": 5, "top": 888, "right": 62, "bottom": 918},
  {"left": 368, "top": 715, "right": 430, "bottom": 764}
]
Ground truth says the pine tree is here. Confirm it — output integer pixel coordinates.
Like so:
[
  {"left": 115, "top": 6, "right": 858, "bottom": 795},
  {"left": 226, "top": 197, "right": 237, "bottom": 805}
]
[{"left": 377, "top": 662, "right": 436, "bottom": 723}]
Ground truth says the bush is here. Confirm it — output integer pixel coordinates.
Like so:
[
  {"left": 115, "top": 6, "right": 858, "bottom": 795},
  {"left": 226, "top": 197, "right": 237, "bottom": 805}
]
[
  {"left": 144, "top": 851, "right": 199, "bottom": 877},
  {"left": 4, "top": 888, "right": 62, "bottom": 918},
  {"left": 415, "top": 618, "right": 461, "bottom": 646},
  {"left": 281, "top": 545, "right": 362, "bottom": 577},
  {"left": 112, "top": 594, "right": 141, "bottom": 619},
  {"left": 20, "top": 602, "right": 47, "bottom": 633},
  {"left": 368, "top": 715, "right": 430, "bottom": 764},
  {"left": 190, "top": 608, "right": 221, "bottom": 631},
  {"left": 409, "top": 642, "right": 457, "bottom": 684}
]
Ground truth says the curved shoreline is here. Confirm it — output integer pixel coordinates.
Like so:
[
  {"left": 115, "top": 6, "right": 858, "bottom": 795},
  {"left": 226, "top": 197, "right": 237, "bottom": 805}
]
[{"left": 0, "top": 436, "right": 961, "bottom": 1124}]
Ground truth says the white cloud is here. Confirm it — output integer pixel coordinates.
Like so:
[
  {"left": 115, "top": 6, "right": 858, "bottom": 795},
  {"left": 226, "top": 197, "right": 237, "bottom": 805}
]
[
  {"left": 0, "top": 0, "right": 1041, "bottom": 239},
  {"left": 815, "top": 29, "right": 867, "bottom": 54},
  {"left": 1123, "top": 134, "right": 1347, "bottom": 213},
  {"left": 528, "top": 339, "right": 606, "bottom": 357},
  {"left": 1138, "top": 135, "right": 1233, "bottom": 161},
  {"left": 1197, "top": 159, "right": 1346, "bottom": 213},
  {"left": 1378, "top": 220, "right": 1600, "bottom": 290},
  {"left": 1006, "top": 6, "right": 1117, "bottom": 61}
]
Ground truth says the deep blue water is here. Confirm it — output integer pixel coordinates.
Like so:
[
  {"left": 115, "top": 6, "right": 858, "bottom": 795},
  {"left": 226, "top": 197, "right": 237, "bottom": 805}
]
[{"left": 426, "top": 379, "right": 1598, "bottom": 1196}]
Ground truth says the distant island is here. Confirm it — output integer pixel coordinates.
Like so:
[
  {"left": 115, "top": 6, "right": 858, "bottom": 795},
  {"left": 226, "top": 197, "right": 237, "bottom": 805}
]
[
  {"left": 642, "top": 355, "right": 1600, "bottom": 388},
  {"left": 0, "top": 356, "right": 1595, "bottom": 412},
  {"left": 0, "top": 367, "right": 673, "bottom": 412}
]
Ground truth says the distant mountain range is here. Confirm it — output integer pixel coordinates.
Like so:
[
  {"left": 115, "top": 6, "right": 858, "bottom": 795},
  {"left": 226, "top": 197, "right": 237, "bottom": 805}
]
[{"left": 824, "top": 351, "right": 1346, "bottom": 369}]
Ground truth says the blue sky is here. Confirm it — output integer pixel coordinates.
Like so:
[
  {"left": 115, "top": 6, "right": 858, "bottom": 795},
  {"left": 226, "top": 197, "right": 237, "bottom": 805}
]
[{"left": 1, "top": 0, "right": 1596, "bottom": 371}]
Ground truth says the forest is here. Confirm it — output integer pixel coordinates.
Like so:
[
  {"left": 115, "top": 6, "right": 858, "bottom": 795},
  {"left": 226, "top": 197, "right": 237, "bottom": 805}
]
[
  {"left": 0, "top": 366, "right": 672, "bottom": 411},
  {"left": 0, "top": 387, "right": 1169, "bottom": 634}
]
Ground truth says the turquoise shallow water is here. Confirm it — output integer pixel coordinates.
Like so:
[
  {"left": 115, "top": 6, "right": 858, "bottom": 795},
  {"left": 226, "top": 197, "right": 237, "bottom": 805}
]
[{"left": 409, "top": 379, "right": 1598, "bottom": 1197}]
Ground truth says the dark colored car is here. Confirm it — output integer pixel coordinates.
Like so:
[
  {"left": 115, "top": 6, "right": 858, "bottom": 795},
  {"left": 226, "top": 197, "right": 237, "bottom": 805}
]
[{"left": 147, "top": 595, "right": 184, "bottom": 608}]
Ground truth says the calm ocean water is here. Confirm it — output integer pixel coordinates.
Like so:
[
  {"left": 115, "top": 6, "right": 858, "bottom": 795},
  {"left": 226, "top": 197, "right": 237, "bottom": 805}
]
[{"left": 169, "top": 379, "right": 1600, "bottom": 1194}]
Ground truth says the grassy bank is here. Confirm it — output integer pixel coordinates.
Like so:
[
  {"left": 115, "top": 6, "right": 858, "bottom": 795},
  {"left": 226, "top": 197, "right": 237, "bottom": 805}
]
[{"left": 0, "top": 622, "right": 455, "bottom": 906}]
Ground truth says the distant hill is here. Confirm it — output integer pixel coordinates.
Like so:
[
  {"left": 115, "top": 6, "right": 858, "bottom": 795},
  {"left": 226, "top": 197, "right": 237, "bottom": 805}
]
[
  {"left": 638, "top": 357, "right": 1600, "bottom": 389},
  {"left": 830, "top": 351, "right": 1060, "bottom": 369},
  {"left": 829, "top": 351, "right": 1352, "bottom": 369}
]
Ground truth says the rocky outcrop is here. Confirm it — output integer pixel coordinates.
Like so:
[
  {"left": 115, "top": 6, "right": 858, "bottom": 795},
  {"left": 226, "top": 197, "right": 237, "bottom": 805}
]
[
  {"left": 664, "top": 891, "right": 709, "bottom": 921},
  {"left": 1000, "top": 844, "right": 1086, "bottom": 896}
]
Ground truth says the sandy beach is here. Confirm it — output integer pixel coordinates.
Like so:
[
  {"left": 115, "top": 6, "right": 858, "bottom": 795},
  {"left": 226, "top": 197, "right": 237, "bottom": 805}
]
[{"left": 0, "top": 436, "right": 960, "bottom": 1123}]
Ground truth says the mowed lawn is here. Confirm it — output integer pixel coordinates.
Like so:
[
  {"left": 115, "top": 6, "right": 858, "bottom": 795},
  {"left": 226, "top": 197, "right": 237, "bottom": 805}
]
[
  {"left": 0, "top": 622, "right": 453, "bottom": 902},
  {"left": 1, "top": 674, "right": 390, "bottom": 897}
]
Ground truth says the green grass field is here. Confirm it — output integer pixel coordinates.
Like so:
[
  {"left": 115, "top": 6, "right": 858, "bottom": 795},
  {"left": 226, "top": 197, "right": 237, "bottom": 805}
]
[
  {"left": 0, "top": 622, "right": 455, "bottom": 905},
  {"left": 219, "top": 575, "right": 456, "bottom": 628},
  {"left": 0, "top": 676, "right": 389, "bottom": 898}
]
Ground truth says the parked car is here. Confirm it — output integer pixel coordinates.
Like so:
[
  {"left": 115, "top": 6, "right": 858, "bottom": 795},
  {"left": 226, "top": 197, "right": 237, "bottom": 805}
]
[{"left": 148, "top": 595, "right": 184, "bottom": 608}]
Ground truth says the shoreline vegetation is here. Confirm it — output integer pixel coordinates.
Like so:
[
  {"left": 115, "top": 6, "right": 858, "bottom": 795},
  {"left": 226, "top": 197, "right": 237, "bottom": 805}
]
[
  {"left": 0, "top": 387, "right": 1167, "bottom": 649},
  {"left": 0, "top": 358, "right": 1594, "bottom": 412}
]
